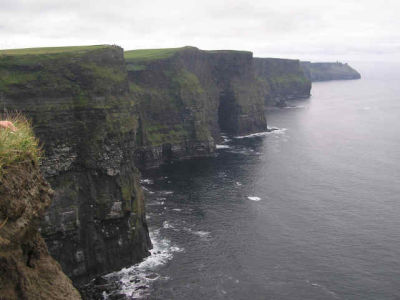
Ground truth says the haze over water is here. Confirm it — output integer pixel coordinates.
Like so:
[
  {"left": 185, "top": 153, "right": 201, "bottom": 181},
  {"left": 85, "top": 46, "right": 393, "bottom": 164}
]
[{"left": 108, "top": 62, "right": 400, "bottom": 299}]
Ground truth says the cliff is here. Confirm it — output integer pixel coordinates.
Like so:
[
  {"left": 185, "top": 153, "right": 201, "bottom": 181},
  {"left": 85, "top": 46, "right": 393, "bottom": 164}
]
[
  {"left": 0, "top": 117, "right": 81, "bottom": 299},
  {"left": 300, "top": 61, "right": 361, "bottom": 81},
  {"left": 126, "top": 46, "right": 267, "bottom": 168},
  {"left": 0, "top": 45, "right": 151, "bottom": 283},
  {"left": 0, "top": 44, "right": 321, "bottom": 287},
  {"left": 254, "top": 58, "right": 311, "bottom": 107}
]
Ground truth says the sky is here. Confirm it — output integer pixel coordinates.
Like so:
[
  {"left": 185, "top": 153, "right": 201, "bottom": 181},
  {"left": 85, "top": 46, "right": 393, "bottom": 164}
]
[{"left": 0, "top": 0, "right": 399, "bottom": 62}]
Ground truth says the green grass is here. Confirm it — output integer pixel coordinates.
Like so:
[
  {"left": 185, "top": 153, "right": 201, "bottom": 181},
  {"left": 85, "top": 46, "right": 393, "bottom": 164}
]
[
  {"left": 125, "top": 46, "right": 195, "bottom": 62},
  {"left": 0, "top": 114, "right": 41, "bottom": 179},
  {"left": 0, "top": 45, "right": 110, "bottom": 56},
  {"left": 206, "top": 49, "right": 252, "bottom": 55}
]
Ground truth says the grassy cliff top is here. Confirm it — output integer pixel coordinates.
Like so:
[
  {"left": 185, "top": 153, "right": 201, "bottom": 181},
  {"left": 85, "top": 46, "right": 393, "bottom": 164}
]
[
  {"left": 0, "top": 45, "right": 112, "bottom": 56},
  {"left": 206, "top": 49, "right": 252, "bottom": 55},
  {"left": 0, "top": 116, "right": 41, "bottom": 178},
  {"left": 125, "top": 46, "right": 197, "bottom": 62}
]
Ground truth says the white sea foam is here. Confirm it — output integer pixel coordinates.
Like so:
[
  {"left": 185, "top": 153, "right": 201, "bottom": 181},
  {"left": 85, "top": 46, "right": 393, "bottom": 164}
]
[
  {"left": 140, "top": 179, "right": 154, "bottom": 184},
  {"left": 184, "top": 227, "right": 211, "bottom": 239},
  {"left": 141, "top": 186, "right": 155, "bottom": 194},
  {"left": 220, "top": 134, "right": 231, "bottom": 143},
  {"left": 160, "top": 191, "right": 174, "bottom": 195},
  {"left": 247, "top": 196, "right": 261, "bottom": 201},
  {"left": 163, "top": 221, "right": 174, "bottom": 229},
  {"left": 104, "top": 229, "right": 183, "bottom": 298},
  {"left": 234, "top": 128, "right": 287, "bottom": 139},
  {"left": 193, "top": 230, "right": 211, "bottom": 238},
  {"left": 216, "top": 144, "right": 231, "bottom": 149},
  {"left": 172, "top": 208, "right": 182, "bottom": 212}
]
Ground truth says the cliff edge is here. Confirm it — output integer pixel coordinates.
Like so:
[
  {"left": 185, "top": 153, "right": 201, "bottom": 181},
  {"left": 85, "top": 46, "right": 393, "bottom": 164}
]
[{"left": 0, "top": 117, "right": 81, "bottom": 299}]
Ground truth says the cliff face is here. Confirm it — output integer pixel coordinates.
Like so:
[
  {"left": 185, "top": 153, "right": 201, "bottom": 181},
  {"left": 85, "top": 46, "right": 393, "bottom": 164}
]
[
  {"left": 0, "top": 44, "right": 320, "bottom": 286},
  {"left": 0, "top": 46, "right": 151, "bottom": 283},
  {"left": 126, "top": 47, "right": 267, "bottom": 168},
  {"left": 0, "top": 123, "right": 81, "bottom": 299},
  {"left": 300, "top": 61, "right": 361, "bottom": 81},
  {"left": 254, "top": 58, "right": 311, "bottom": 107}
]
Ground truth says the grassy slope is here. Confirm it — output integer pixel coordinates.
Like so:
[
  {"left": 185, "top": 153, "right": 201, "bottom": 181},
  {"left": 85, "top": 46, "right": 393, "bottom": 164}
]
[
  {"left": 125, "top": 46, "right": 194, "bottom": 62},
  {"left": 0, "top": 115, "right": 41, "bottom": 179},
  {"left": 0, "top": 44, "right": 126, "bottom": 99},
  {"left": 0, "top": 45, "right": 110, "bottom": 56}
]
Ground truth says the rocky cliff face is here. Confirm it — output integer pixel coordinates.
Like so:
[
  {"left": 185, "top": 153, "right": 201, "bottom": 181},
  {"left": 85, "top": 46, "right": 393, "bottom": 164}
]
[
  {"left": 126, "top": 47, "right": 267, "bottom": 168},
  {"left": 0, "top": 137, "right": 81, "bottom": 298},
  {"left": 0, "top": 45, "right": 151, "bottom": 283},
  {"left": 0, "top": 44, "right": 319, "bottom": 287},
  {"left": 300, "top": 61, "right": 361, "bottom": 81},
  {"left": 254, "top": 58, "right": 311, "bottom": 107}
]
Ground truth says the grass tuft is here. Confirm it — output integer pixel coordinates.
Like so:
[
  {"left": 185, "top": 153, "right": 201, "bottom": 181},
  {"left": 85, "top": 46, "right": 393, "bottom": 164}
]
[{"left": 0, "top": 113, "right": 41, "bottom": 179}]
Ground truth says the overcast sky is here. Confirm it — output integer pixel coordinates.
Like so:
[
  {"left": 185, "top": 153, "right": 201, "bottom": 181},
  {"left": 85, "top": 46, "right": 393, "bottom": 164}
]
[{"left": 1, "top": 0, "right": 399, "bottom": 62}]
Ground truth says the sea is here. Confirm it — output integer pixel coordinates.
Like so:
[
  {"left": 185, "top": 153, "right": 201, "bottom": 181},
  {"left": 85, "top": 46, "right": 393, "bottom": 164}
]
[{"left": 103, "top": 62, "right": 400, "bottom": 300}]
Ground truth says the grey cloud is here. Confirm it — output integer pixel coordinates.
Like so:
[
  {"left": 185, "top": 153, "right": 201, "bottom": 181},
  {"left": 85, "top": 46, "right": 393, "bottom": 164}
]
[{"left": 1, "top": 0, "right": 399, "bottom": 61}]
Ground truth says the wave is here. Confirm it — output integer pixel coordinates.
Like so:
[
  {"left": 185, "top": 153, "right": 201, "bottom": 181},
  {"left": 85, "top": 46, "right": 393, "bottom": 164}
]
[
  {"left": 234, "top": 128, "right": 287, "bottom": 139},
  {"left": 140, "top": 179, "right": 154, "bottom": 185},
  {"left": 104, "top": 229, "right": 183, "bottom": 299},
  {"left": 141, "top": 186, "right": 155, "bottom": 194},
  {"left": 216, "top": 144, "right": 231, "bottom": 149},
  {"left": 184, "top": 227, "right": 211, "bottom": 239},
  {"left": 247, "top": 196, "right": 261, "bottom": 201},
  {"left": 160, "top": 191, "right": 174, "bottom": 195},
  {"left": 163, "top": 221, "right": 174, "bottom": 229}
]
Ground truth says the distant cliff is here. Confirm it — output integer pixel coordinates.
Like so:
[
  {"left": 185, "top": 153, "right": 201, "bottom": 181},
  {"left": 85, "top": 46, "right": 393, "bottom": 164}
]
[
  {"left": 254, "top": 58, "right": 311, "bottom": 106},
  {"left": 0, "top": 117, "right": 81, "bottom": 299},
  {"left": 126, "top": 47, "right": 267, "bottom": 168},
  {"left": 0, "top": 45, "right": 152, "bottom": 283},
  {"left": 300, "top": 61, "right": 361, "bottom": 81}
]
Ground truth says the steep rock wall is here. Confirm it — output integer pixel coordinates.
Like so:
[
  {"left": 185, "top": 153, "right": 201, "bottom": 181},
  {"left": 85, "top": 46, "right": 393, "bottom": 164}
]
[
  {"left": 0, "top": 46, "right": 151, "bottom": 283},
  {"left": 126, "top": 47, "right": 267, "bottom": 168},
  {"left": 300, "top": 61, "right": 361, "bottom": 81},
  {"left": 254, "top": 57, "right": 311, "bottom": 107},
  {"left": 0, "top": 155, "right": 81, "bottom": 299}
]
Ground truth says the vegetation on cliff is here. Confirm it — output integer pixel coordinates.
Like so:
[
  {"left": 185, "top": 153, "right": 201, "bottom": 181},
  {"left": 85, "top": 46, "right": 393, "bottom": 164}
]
[
  {"left": 0, "top": 115, "right": 41, "bottom": 179},
  {"left": 0, "top": 45, "right": 126, "bottom": 99},
  {"left": 125, "top": 46, "right": 194, "bottom": 63},
  {"left": 0, "top": 116, "right": 81, "bottom": 299}
]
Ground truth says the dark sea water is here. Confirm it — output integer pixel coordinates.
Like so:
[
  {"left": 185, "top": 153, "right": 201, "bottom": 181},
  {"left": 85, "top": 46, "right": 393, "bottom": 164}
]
[{"left": 105, "top": 62, "right": 400, "bottom": 300}]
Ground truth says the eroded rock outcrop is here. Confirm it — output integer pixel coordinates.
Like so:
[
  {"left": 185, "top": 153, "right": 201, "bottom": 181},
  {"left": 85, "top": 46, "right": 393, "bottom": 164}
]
[{"left": 0, "top": 155, "right": 81, "bottom": 299}]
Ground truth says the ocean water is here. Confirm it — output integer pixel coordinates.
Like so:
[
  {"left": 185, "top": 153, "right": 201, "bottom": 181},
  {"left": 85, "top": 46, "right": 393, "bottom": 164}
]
[{"left": 105, "top": 62, "right": 400, "bottom": 299}]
